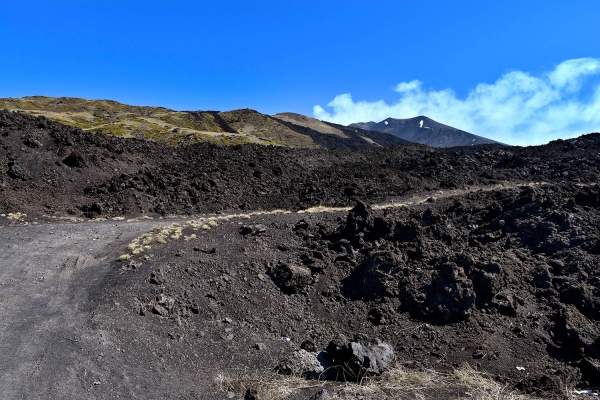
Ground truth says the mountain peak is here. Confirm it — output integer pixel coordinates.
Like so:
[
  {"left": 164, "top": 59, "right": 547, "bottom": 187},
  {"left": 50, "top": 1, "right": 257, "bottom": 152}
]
[{"left": 349, "top": 116, "right": 502, "bottom": 148}]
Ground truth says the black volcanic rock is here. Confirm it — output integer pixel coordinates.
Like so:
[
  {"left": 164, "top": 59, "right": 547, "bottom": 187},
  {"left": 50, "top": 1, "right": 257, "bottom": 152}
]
[
  {"left": 2, "top": 108, "right": 600, "bottom": 221},
  {"left": 350, "top": 116, "right": 502, "bottom": 147}
]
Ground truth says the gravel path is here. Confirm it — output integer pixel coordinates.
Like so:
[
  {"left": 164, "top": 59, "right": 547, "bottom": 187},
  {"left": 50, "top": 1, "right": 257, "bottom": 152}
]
[{"left": 0, "top": 219, "right": 178, "bottom": 398}]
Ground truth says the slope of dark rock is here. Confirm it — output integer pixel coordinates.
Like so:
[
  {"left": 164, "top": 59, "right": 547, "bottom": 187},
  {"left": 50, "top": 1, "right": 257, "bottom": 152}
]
[
  {"left": 350, "top": 116, "right": 502, "bottom": 147},
  {"left": 2, "top": 110, "right": 600, "bottom": 219},
  {"left": 89, "top": 182, "right": 600, "bottom": 398}
]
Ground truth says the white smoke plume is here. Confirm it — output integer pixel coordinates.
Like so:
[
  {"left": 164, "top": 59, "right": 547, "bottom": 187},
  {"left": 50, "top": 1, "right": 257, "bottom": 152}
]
[{"left": 313, "top": 58, "right": 600, "bottom": 146}]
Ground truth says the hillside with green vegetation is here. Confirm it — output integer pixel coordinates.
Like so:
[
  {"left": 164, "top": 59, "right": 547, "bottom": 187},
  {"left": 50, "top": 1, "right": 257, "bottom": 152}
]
[
  {"left": 0, "top": 96, "right": 318, "bottom": 148},
  {"left": 1, "top": 96, "right": 412, "bottom": 149}
]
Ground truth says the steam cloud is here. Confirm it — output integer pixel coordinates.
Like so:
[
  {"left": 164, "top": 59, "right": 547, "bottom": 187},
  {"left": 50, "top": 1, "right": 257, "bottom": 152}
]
[{"left": 313, "top": 58, "right": 600, "bottom": 146}]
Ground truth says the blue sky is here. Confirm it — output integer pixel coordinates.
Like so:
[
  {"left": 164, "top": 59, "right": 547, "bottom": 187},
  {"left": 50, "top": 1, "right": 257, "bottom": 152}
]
[{"left": 1, "top": 1, "right": 600, "bottom": 145}]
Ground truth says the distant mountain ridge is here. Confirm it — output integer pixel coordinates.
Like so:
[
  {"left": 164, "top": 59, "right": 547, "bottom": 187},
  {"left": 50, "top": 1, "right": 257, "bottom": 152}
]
[
  {"left": 272, "top": 112, "right": 411, "bottom": 149},
  {"left": 0, "top": 96, "right": 407, "bottom": 150},
  {"left": 350, "top": 116, "right": 502, "bottom": 147}
]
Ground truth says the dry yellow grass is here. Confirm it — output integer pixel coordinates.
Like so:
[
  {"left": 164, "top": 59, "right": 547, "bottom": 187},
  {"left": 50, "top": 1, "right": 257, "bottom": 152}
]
[
  {"left": 122, "top": 222, "right": 190, "bottom": 258},
  {"left": 184, "top": 234, "right": 197, "bottom": 241},
  {"left": 214, "top": 363, "right": 546, "bottom": 400},
  {"left": 6, "top": 212, "right": 27, "bottom": 220}
]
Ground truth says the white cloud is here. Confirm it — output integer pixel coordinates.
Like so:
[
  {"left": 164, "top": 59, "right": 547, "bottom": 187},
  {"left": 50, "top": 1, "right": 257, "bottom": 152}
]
[
  {"left": 395, "top": 80, "right": 422, "bottom": 93},
  {"left": 313, "top": 58, "right": 600, "bottom": 146}
]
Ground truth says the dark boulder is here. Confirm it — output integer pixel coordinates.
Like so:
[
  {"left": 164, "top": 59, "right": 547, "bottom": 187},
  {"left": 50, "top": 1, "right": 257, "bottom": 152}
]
[
  {"left": 342, "top": 251, "right": 401, "bottom": 301},
  {"left": 275, "top": 349, "right": 327, "bottom": 379},
  {"left": 7, "top": 164, "right": 23, "bottom": 179},
  {"left": 269, "top": 262, "right": 311, "bottom": 294},
  {"left": 344, "top": 200, "right": 374, "bottom": 235},
  {"left": 576, "top": 358, "right": 600, "bottom": 389},
  {"left": 244, "top": 388, "right": 260, "bottom": 400},
  {"left": 405, "top": 262, "right": 476, "bottom": 323},
  {"left": 81, "top": 202, "right": 103, "bottom": 218},
  {"left": 325, "top": 333, "right": 394, "bottom": 380},
  {"left": 148, "top": 270, "right": 166, "bottom": 285},
  {"left": 62, "top": 151, "right": 86, "bottom": 168},
  {"left": 23, "top": 136, "right": 43, "bottom": 148},
  {"left": 240, "top": 224, "right": 266, "bottom": 236}
]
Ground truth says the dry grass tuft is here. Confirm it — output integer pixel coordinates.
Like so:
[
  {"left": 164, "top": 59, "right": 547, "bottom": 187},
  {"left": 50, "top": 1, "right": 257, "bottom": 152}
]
[
  {"left": 7, "top": 212, "right": 27, "bottom": 220},
  {"left": 122, "top": 223, "right": 183, "bottom": 258},
  {"left": 169, "top": 224, "right": 183, "bottom": 239},
  {"left": 214, "top": 370, "right": 320, "bottom": 400},
  {"left": 214, "top": 363, "right": 545, "bottom": 400},
  {"left": 185, "top": 220, "right": 203, "bottom": 230},
  {"left": 450, "top": 364, "right": 536, "bottom": 400},
  {"left": 298, "top": 205, "right": 352, "bottom": 214}
]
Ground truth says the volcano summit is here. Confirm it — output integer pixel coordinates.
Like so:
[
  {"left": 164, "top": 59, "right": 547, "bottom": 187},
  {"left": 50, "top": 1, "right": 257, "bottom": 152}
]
[{"left": 350, "top": 116, "right": 502, "bottom": 148}]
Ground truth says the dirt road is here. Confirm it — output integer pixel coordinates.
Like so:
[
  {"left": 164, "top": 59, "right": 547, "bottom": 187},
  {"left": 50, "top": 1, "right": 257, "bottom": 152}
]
[{"left": 0, "top": 219, "right": 183, "bottom": 398}]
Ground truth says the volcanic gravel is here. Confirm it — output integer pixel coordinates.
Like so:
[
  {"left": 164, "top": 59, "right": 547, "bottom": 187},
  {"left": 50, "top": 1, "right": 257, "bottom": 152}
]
[
  {"left": 2, "top": 109, "right": 600, "bottom": 398},
  {"left": 81, "top": 182, "right": 597, "bottom": 398}
]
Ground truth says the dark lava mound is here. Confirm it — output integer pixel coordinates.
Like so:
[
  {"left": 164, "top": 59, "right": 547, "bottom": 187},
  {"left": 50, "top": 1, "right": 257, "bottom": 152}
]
[{"left": 91, "top": 182, "right": 600, "bottom": 399}]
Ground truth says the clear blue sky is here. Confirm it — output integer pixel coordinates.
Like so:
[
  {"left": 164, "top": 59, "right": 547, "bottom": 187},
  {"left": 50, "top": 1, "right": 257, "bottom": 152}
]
[{"left": 2, "top": 1, "right": 600, "bottom": 144}]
